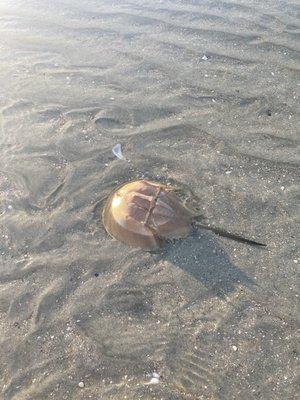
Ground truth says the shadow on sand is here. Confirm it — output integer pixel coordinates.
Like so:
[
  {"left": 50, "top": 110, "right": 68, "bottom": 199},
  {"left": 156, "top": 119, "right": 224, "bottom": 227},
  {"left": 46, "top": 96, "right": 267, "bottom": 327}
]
[{"left": 159, "top": 230, "right": 256, "bottom": 298}]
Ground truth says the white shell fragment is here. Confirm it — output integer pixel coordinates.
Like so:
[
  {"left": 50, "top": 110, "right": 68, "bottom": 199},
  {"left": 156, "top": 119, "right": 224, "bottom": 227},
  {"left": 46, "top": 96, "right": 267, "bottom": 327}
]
[
  {"left": 147, "top": 372, "right": 160, "bottom": 384},
  {"left": 202, "top": 54, "right": 208, "bottom": 60},
  {"left": 149, "top": 377, "right": 160, "bottom": 384},
  {"left": 112, "top": 143, "right": 125, "bottom": 160}
]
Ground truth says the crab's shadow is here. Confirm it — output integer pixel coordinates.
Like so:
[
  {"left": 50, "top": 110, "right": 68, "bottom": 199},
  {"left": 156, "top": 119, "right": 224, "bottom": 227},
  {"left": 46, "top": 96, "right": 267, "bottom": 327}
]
[{"left": 159, "top": 230, "right": 256, "bottom": 298}]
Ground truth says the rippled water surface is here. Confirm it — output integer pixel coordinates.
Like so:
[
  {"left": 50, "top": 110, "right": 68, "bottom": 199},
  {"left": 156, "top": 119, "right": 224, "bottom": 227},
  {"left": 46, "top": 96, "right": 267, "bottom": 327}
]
[{"left": 0, "top": 1, "right": 299, "bottom": 399}]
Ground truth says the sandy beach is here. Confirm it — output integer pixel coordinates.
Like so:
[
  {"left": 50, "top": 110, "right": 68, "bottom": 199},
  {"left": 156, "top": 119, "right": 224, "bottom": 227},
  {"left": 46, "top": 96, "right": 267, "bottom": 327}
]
[{"left": 0, "top": 0, "right": 299, "bottom": 399}]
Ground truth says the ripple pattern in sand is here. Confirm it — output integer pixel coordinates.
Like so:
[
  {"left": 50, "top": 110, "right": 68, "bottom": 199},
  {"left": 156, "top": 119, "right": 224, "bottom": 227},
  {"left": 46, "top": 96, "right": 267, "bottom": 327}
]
[{"left": 0, "top": 0, "right": 299, "bottom": 399}]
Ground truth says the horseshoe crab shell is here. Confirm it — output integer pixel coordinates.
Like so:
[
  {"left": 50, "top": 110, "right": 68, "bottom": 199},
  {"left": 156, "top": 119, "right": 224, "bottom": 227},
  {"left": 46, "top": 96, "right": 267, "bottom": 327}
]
[{"left": 102, "top": 180, "right": 194, "bottom": 249}]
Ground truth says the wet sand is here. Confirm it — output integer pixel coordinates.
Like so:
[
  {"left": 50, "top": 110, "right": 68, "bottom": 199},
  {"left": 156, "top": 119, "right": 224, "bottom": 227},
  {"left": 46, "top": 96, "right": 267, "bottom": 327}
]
[{"left": 0, "top": 0, "right": 299, "bottom": 399}]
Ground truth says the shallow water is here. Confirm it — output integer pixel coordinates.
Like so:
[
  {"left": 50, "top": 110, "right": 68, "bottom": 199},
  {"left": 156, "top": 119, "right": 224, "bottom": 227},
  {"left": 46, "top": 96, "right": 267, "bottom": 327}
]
[{"left": 0, "top": 0, "right": 299, "bottom": 399}]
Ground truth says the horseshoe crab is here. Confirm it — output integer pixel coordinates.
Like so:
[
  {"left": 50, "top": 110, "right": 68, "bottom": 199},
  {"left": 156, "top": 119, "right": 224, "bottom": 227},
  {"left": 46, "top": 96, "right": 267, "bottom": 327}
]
[{"left": 102, "top": 180, "right": 266, "bottom": 250}]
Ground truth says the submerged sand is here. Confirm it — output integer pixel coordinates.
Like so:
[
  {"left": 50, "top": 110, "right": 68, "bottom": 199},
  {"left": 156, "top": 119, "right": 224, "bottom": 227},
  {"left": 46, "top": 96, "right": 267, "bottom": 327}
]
[{"left": 0, "top": 0, "right": 299, "bottom": 399}]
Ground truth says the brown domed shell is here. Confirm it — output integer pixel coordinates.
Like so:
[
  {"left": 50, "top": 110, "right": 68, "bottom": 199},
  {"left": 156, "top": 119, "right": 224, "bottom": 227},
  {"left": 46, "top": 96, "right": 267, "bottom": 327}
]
[{"left": 102, "top": 180, "right": 194, "bottom": 249}]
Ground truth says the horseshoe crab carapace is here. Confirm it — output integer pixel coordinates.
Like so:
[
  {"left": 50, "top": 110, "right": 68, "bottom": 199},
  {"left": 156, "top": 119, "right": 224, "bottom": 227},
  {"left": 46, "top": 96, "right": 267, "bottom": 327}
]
[{"left": 102, "top": 180, "right": 266, "bottom": 250}]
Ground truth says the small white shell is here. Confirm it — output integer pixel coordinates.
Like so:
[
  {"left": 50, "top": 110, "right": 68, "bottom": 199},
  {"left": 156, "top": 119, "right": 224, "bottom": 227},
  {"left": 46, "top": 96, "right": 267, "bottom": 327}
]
[
  {"left": 112, "top": 143, "right": 125, "bottom": 160},
  {"left": 149, "top": 377, "right": 160, "bottom": 384}
]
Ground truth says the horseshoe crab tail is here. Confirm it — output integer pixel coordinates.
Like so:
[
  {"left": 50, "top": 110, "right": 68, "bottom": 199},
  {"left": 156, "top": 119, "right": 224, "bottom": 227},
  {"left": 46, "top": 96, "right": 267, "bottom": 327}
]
[{"left": 194, "top": 222, "right": 267, "bottom": 247}]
